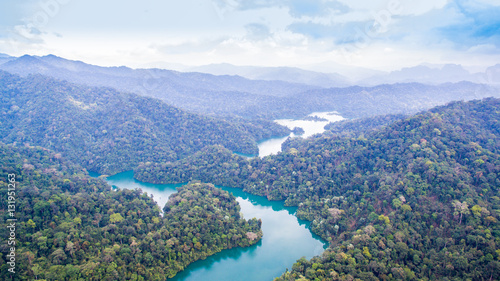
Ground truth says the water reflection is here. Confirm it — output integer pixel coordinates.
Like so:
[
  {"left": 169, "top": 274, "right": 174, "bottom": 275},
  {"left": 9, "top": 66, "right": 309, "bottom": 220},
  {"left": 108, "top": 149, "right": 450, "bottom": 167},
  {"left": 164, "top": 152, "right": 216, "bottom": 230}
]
[
  {"left": 91, "top": 171, "right": 327, "bottom": 281},
  {"left": 220, "top": 185, "right": 326, "bottom": 245},
  {"left": 170, "top": 240, "right": 263, "bottom": 281}
]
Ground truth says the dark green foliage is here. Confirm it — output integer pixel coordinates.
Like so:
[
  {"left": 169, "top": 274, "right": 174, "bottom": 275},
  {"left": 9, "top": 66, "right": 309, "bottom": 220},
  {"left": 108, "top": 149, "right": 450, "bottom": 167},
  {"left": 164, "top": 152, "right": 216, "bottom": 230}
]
[
  {"left": 136, "top": 98, "right": 500, "bottom": 280},
  {"left": 323, "top": 114, "right": 407, "bottom": 137},
  {"left": 222, "top": 116, "right": 291, "bottom": 142},
  {"left": 135, "top": 145, "right": 250, "bottom": 188},
  {"left": 0, "top": 71, "right": 289, "bottom": 175},
  {"left": 0, "top": 144, "right": 261, "bottom": 280},
  {"left": 282, "top": 114, "right": 407, "bottom": 152}
]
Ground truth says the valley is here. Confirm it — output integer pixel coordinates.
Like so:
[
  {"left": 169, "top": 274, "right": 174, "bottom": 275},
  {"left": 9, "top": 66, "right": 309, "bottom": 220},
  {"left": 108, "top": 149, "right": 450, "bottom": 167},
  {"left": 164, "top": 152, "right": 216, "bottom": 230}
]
[
  {"left": 0, "top": 56, "right": 499, "bottom": 281},
  {"left": 102, "top": 171, "right": 327, "bottom": 281},
  {"left": 2, "top": 1, "right": 500, "bottom": 280}
]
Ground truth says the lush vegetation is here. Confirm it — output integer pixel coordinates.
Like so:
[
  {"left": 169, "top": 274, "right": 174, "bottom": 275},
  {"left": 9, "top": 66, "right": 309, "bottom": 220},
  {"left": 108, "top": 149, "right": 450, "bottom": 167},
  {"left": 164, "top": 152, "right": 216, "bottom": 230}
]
[
  {"left": 1, "top": 63, "right": 499, "bottom": 280},
  {"left": 0, "top": 71, "right": 288, "bottom": 175},
  {"left": 136, "top": 98, "right": 500, "bottom": 280},
  {"left": 0, "top": 144, "right": 261, "bottom": 280},
  {"left": 322, "top": 114, "right": 407, "bottom": 138},
  {"left": 2, "top": 56, "right": 499, "bottom": 120}
]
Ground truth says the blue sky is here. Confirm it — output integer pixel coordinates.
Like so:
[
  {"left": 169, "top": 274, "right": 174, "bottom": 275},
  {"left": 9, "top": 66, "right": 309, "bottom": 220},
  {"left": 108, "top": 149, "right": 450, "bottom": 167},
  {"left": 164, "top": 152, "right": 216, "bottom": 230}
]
[{"left": 0, "top": 0, "right": 499, "bottom": 71}]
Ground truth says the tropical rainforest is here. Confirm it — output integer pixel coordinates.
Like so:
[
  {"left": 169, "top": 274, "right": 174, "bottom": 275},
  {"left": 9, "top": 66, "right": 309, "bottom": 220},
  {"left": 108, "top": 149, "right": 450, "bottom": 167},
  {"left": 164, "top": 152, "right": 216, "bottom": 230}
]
[
  {"left": 2, "top": 55, "right": 499, "bottom": 120},
  {"left": 135, "top": 98, "right": 500, "bottom": 280},
  {"left": 0, "top": 71, "right": 288, "bottom": 175},
  {"left": 0, "top": 66, "right": 499, "bottom": 281},
  {"left": 0, "top": 144, "right": 262, "bottom": 280}
]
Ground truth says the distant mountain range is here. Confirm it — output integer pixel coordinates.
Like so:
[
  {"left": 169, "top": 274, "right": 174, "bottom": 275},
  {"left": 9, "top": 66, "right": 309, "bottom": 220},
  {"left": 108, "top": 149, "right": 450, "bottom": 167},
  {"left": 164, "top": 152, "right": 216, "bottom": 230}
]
[
  {"left": 1, "top": 53, "right": 499, "bottom": 87},
  {"left": 0, "top": 54, "right": 315, "bottom": 97},
  {"left": 0, "top": 53, "right": 12, "bottom": 65},
  {"left": 1, "top": 54, "right": 499, "bottom": 119},
  {"left": 188, "top": 63, "right": 352, "bottom": 88},
  {"left": 0, "top": 55, "right": 316, "bottom": 118},
  {"left": 190, "top": 62, "right": 500, "bottom": 86}
]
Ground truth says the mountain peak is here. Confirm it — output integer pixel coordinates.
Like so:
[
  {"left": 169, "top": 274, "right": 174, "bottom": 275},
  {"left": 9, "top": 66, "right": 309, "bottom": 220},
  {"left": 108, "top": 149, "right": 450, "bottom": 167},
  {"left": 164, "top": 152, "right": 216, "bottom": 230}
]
[
  {"left": 4, "top": 55, "right": 47, "bottom": 66},
  {"left": 17, "top": 54, "right": 39, "bottom": 61},
  {"left": 42, "top": 54, "right": 63, "bottom": 60}
]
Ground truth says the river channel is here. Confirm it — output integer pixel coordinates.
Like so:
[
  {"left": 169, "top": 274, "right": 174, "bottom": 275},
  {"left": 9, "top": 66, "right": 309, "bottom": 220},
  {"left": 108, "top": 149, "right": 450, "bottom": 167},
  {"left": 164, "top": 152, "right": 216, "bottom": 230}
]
[
  {"left": 101, "top": 171, "right": 327, "bottom": 281},
  {"left": 257, "top": 111, "right": 344, "bottom": 157}
]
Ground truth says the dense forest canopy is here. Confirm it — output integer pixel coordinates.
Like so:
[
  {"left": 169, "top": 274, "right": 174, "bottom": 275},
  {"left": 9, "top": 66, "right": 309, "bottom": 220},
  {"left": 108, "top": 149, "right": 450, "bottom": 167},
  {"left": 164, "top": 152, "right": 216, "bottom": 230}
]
[
  {"left": 1, "top": 63, "right": 499, "bottom": 280},
  {"left": 135, "top": 98, "right": 500, "bottom": 280},
  {"left": 0, "top": 71, "right": 288, "bottom": 175},
  {"left": 0, "top": 144, "right": 261, "bottom": 280},
  {"left": 321, "top": 114, "right": 408, "bottom": 138}
]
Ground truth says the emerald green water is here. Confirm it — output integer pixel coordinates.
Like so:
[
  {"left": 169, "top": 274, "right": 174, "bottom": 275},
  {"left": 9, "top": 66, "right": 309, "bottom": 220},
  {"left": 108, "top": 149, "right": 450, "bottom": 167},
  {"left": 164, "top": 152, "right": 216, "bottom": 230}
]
[{"left": 98, "top": 171, "right": 327, "bottom": 281}]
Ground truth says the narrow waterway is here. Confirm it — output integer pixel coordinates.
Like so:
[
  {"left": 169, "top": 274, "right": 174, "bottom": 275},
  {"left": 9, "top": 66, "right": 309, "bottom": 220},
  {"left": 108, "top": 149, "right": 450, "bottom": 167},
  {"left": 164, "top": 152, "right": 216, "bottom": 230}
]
[
  {"left": 258, "top": 111, "right": 343, "bottom": 157},
  {"left": 100, "top": 171, "right": 327, "bottom": 281}
]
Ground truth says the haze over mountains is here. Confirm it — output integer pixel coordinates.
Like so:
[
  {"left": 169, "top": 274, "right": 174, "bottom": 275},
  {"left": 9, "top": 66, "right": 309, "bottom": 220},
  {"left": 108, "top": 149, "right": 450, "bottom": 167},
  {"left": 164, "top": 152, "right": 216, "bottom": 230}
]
[
  {"left": 0, "top": 54, "right": 499, "bottom": 120},
  {"left": 188, "top": 62, "right": 500, "bottom": 87},
  {"left": 1, "top": 52, "right": 500, "bottom": 280},
  {"left": 188, "top": 64, "right": 353, "bottom": 88},
  {"left": 0, "top": 71, "right": 288, "bottom": 175}
]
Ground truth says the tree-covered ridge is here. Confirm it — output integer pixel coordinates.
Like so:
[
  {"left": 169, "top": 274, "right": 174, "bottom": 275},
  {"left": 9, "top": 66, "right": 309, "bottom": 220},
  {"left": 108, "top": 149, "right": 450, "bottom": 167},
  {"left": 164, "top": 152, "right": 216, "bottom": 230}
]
[
  {"left": 0, "top": 144, "right": 261, "bottom": 280},
  {"left": 163, "top": 182, "right": 263, "bottom": 255},
  {"left": 0, "top": 71, "right": 288, "bottom": 175},
  {"left": 135, "top": 98, "right": 500, "bottom": 280},
  {"left": 2, "top": 55, "right": 499, "bottom": 120},
  {"left": 135, "top": 145, "right": 250, "bottom": 188},
  {"left": 322, "top": 114, "right": 407, "bottom": 137},
  {"left": 280, "top": 114, "right": 408, "bottom": 153}
]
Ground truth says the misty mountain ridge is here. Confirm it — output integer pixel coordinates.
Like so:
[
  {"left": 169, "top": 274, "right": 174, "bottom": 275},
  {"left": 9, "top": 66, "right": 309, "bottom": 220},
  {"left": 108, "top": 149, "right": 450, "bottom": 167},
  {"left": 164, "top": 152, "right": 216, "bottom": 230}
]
[
  {"left": 360, "top": 64, "right": 498, "bottom": 86},
  {"left": 188, "top": 63, "right": 352, "bottom": 88},
  {"left": 191, "top": 61, "right": 500, "bottom": 86},
  {"left": 0, "top": 54, "right": 316, "bottom": 96},
  {"left": 2, "top": 54, "right": 499, "bottom": 89},
  {"left": 0, "top": 54, "right": 499, "bottom": 120}
]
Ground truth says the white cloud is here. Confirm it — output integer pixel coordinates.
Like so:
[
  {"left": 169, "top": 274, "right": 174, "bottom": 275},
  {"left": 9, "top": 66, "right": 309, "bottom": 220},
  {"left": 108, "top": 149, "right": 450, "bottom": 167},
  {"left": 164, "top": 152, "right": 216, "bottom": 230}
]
[{"left": 0, "top": 0, "right": 498, "bottom": 71}]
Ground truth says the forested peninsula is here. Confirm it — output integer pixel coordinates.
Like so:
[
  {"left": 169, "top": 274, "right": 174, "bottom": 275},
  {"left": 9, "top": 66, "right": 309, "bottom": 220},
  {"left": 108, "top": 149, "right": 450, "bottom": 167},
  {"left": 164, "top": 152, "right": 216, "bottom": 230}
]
[
  {"left": 136, "top": 98, "right": 500, "bottom": 280},
  {"left": 0, "top": 68, "right": 499, "bottom": 280},
  {"left": 0, "top": 144, "right": 262, "bottom": 280}
]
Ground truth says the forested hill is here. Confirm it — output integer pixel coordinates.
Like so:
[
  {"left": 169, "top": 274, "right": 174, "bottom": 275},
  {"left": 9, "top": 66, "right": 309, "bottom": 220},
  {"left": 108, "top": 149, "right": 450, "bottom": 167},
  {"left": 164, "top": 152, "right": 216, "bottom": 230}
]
[
  {"left": 2, "top": 55, "right": 499, "bottom": 119},
  {"left": 287, "top": 82, "right": 499, "bottom": 119},
  {"left": 0, "top": 71, "right": 287, "bottom": 175},
  {"left": 321, "top": 114, "right": 408, "bottom": 138},
  {"left": 0, "top": 144, "right": 262, "bottom": 280},
  {"left": 135, "top": 98, "right": 500, "bottom": 280}
]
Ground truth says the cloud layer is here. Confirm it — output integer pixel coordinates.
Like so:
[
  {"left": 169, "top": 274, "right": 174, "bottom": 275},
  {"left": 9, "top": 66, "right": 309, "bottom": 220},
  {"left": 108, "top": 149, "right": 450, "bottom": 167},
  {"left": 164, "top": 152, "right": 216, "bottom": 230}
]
[{"left": 0, "top": 0, "right": 498, "bottom": 70}]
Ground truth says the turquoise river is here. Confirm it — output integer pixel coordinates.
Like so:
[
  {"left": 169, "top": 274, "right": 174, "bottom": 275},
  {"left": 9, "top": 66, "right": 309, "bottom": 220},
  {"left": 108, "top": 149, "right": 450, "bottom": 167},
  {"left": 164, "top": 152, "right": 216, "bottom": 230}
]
[{"left": 99, "top": 171, "right": 327, "bottom": 281}]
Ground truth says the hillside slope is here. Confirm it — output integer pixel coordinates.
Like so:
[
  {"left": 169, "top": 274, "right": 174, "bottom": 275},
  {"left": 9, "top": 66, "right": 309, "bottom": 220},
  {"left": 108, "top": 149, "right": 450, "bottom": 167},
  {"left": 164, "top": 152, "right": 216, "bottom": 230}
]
[
  {"left": 0, "top": 144, "right": 261, "bottom": 280},
  {"left": 135, "top": 98, "right": 500, "bottom": 280},
  {"left": 2, "top": 55, "right": 499, "bottom": 119},
  {"left": 0, "top": 55, "right": 315, "bottom": 118},
  {"left": 0, "top": 71, "right": 287, "bottom": 175}
]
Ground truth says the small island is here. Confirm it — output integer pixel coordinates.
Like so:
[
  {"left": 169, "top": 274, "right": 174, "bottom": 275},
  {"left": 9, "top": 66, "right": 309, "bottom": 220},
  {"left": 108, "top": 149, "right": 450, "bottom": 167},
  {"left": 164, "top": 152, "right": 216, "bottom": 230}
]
[{"left": 291, "top": 127, "right": 305, "bottom": 135}]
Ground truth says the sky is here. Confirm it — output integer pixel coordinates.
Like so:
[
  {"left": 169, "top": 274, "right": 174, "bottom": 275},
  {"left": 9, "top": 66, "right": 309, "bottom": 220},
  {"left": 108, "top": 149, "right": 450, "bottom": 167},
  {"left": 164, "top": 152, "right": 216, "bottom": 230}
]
[{"left": 0, "top": 0, "right": 499, "bottom": 72}]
